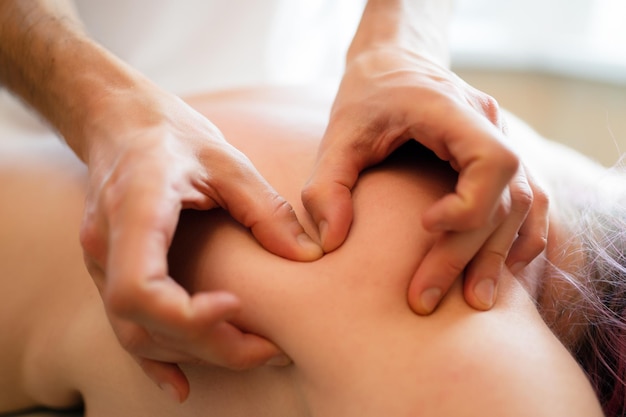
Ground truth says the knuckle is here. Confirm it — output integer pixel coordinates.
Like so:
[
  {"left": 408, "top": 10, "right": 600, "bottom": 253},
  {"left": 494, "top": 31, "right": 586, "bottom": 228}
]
[
  {"left": 533, "top": 184, "right": 550, "bottom": 211},
  {"left": 301, "top": 181, "right": 324, "bottom": 210},
  {"left": 243, "top": 191, "right": 293, "bottom": 230},
  {"left": 480, "top": 93, "right": 501, "bottom": 125},
  {"left": 266, "top": 199, "right": 302, "bottom": 233},
  {"left": 489, "top": 202, "right": 509, "bottom": 227},
  {"left": 214, "top": 146, "right": 252, "bottom": 178},
  {"left": 78, "top": 218, "right": 102, "bottom": 258},
  {"left": 499, "top": 148, "right": 520, "bottom": 177},
  {"left": 100, "top": 175, "right": 131, "bottom": 216},
  {"left": 478, "top": 247, "right": 508, "bottom": 268},
  {"left": 439, "top": 256, "right": 469, "bottom": 281},
  {"left": 269, "top": 194, "right": 295, "bottom": 218},
  {"left": 510, "top": 181, "right": 534, "bottom": 213},
  {"left": 526, "top": 234, "right": 549, "bottom": 258}
]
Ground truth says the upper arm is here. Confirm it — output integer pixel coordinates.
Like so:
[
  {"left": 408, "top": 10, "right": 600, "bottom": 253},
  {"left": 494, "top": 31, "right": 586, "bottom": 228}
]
[{"left": 431, "top": 295, "right": 603, "bottom": 417}]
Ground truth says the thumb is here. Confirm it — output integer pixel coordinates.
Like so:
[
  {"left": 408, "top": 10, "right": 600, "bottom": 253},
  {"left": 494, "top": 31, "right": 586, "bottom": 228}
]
[
  {"left": 301, "top": 126, "right": 372, "bottom": 252},
  {"left": 215, "top": 152, "right": 323, "bottom": 261}
]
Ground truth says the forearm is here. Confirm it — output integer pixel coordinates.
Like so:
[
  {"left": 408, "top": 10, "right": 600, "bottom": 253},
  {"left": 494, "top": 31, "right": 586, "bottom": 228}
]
[
  {"left": 349, "top": 0, "right": 453, "bottom": 66},
  {"left": 0, "top": 0, "right": 141, "bottom": 159}
]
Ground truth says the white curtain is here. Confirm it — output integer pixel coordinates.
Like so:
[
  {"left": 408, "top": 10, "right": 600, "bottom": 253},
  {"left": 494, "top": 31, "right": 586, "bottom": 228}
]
[{"left": 450, "top": 0, "right": 626, "bottom": 84}]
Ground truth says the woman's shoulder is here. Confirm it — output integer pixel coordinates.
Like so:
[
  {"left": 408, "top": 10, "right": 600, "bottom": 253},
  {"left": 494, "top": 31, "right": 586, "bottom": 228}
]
[{"left": 429, "top": 275, "right": 603, "bottom": 417}]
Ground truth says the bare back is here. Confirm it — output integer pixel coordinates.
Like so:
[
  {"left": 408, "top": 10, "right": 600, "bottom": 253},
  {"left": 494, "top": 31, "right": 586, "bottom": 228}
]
[{"left": 0, "top": 86, "right": 603, "bottom": 417}]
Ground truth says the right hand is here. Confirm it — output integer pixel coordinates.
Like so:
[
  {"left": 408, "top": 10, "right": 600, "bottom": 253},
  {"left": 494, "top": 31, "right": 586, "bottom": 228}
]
[
  {"left": 301, "top": 47, "right": 549, "bottom": 315},
  {"left": 77, "top": 80, "right": 323, "bottom": 402}
]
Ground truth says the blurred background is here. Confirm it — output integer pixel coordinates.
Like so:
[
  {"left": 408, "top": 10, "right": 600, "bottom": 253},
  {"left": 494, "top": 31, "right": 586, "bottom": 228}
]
[{"left": 450, "top": 0, "right": 626, "bottom": 167}]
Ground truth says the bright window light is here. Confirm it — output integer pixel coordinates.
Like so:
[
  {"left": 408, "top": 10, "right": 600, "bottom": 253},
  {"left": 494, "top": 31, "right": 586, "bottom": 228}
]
[{"left": 450, "top": 0, "right": 626, "bottom": 84}]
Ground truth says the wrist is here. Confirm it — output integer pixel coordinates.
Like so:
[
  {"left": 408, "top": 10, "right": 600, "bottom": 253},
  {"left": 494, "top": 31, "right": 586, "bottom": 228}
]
[
  {"left": 63, "top": 47, "right": 150, "bottom": 161},
  {"left": 348, "top": 0, "right": 452, "bottom": 67},
  {"left": 0, "top": 1, "right": 146, "bottom": 161}
]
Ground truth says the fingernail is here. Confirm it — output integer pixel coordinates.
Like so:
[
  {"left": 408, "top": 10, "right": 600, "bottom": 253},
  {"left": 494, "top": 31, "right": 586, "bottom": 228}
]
[
  {"left": 420, "top": 287, "right": 442, "bottom": 314},
  {"left": 266, "top": 354, "right": 292, "bottom": 367},
  {"left": 475, "top": 279, "right": 496, "bottom": 308},
  {"left": 510, "top": 262, "right": 527, "bottom": 275},
  {"left": 297, "top": 233, "right": 322, "bottom": 255},
  {"left": 159, "top": 382, "right": 181, "bottom": 403}
]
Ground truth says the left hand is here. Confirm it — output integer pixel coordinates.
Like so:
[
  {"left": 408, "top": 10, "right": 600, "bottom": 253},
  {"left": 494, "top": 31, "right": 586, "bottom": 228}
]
[
  {"left": 78, "top": 82, "right": 320, "bottom": 402},
  {"left": 302, "top": 47, "right": 549, "bottom": 314}
]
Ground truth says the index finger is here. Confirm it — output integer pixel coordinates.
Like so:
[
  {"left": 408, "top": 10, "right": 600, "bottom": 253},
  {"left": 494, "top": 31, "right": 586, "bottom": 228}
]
[
  {"left": 416, "top": 105, "right": 519, "bottom": 232},
  {"left": 104, "top": 178, "right": 184, "bottom": 321}
]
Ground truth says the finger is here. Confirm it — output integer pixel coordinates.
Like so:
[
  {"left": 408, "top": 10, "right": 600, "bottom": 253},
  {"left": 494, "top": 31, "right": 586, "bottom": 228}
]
[
  {"left": 506, "top": 170, "right": 549, "bottom": 273},
  {"left": 188, "top": 291, "right": 280, "bottom": 361},
  {"left": 113, "top": 287, "right": 284, "bottom": 370},
  {"left": 301, "top": 147, "right": 356, "bottom": 252},
  {"left": 79, "top": 192, "right": 109, "bottom": 274},
  {"left": 136, "top": 358, "right": 189, "bottom": 403},
  {"left": 147, "top": 291, "right": 285, "bottom": 370},
  {"left": 101, "top": 183, "right": 285, "bottom": 370},
  {"left": 115, "top": 281, "right": 240, "bottom": 338},
  {"left": 418, "top": 107, "right": 519, "bottom": 233},
  {"left": 466, "top": 85, "right": 506, "bottom": 132},
  {"left": 104, "top": 180, "right": 182, "bottom": 319},
  {"left": 407, "top": 215, "right": 503, "bottom": 315},
  {"left": 85, "top": 252, "right": 205, "bottom": 363},
  {"left": 114, "top": 319, "right": 198, "bottom": 364},
  {"left": 103, "top": 184, "right": 237, "bottom": 336},
  {"left": 82, "top": 254, "right": 106, "bottom": 294},
  {"left": 210, "top": 148, "right": 322, "bottom": 261},
  {"left": 302, "top": 119, "right": 395, "bottom": 252},
  {"left": 155, "top": 321, "right": 286, "bottom": 370},
  {"left": 463, "top": 169, "right": 533, "bottom": 310}
]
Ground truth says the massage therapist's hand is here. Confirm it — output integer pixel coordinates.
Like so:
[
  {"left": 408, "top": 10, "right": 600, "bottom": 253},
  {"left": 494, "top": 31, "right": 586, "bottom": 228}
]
[
  {"left": 78, "top": 80, "right": 322, "bottom": 401},
  {"left": 0, "top": 1, "right": 321, "bottom": 403},
  {"left": 302, "top": 47, "right": 549, "bottom": 315}
]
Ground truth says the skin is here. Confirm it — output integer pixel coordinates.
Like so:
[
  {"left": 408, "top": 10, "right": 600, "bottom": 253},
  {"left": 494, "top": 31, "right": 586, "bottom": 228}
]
[
  {"left": 303, "top": 0, "right": 549, "bottom": 317},
  {"left": 0, "top": 0, "right": 320, "bottom": 399},
  {"left": 0, "top": 87, "right": 601, "bottom": 417},
  {"left": 0, "top": 0, "right": 548, "bottom": 401}
]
